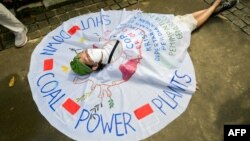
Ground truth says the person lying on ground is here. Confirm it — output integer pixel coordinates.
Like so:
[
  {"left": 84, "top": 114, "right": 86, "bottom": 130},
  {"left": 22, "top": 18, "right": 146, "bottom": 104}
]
[{"left": 70, "top": 0, "right": 237, "bottom": 76}]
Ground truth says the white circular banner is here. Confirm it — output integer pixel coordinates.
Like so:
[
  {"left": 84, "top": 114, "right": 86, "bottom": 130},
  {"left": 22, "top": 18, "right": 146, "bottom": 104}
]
[{"left": 28, "top": 9, "right": 196, "bottom": 141}]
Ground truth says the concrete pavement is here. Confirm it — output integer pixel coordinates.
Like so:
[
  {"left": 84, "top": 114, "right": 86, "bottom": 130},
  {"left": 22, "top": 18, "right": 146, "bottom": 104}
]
[{"left": 0, "top": 0, "right": 249, "bottom": 141}]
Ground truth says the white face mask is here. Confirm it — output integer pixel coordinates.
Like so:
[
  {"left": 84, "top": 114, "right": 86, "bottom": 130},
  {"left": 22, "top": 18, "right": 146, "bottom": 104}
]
[{"left": 87, "top": 49, "right": 103, "bottom": 63}]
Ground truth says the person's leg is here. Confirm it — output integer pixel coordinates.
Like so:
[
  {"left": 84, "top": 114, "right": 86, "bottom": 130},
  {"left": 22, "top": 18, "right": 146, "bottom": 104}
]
[
  {"left": 192, "top": 9, "right": 207, "bottom": 19},
  {"left": 192, "top": 0, "right": 221, "bottom": 29},
  {"left": 0, "top": 3, "right": 28, "bottom": 47},
  {"left": 0, "top": 3, "right": 25, "bottom": 33},
  {"left": 192, "top": 0, "right": 237, "bottom": 29}
]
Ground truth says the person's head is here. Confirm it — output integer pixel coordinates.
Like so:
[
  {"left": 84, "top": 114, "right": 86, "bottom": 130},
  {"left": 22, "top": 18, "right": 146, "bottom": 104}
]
[{"left": 70, "top": 49, "right": 105, "bottom": 75}]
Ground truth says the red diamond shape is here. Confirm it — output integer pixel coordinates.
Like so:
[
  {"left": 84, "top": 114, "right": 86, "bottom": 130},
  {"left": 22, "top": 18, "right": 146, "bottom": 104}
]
[
  {"left": 43, "top": 59, "right": 53, "bottom": 71},
  {"left": 134, "top": 103, "right": 153, "bottom": 120},
  {"left": 68, "top": 26, "right": 80, "bottom": 35},
  {"left": 62, "top": 98, "right": 80, "bottom": 115}
]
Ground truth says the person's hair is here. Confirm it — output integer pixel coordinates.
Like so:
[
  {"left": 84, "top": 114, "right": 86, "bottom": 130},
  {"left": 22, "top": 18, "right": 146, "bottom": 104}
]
[{"left": 96, "top": 61, "right": 106, "bottom": 71}]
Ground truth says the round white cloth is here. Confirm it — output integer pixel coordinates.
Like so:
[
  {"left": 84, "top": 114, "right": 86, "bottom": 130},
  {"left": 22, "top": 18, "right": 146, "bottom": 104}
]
[{"left": 28, "top": 9, "right": 196, "bottom": 141}]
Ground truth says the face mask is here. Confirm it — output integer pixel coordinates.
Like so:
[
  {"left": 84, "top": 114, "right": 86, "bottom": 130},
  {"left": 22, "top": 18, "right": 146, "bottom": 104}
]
[{"left": 87, "top": 49, "right": 103, "bottom": 63}]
